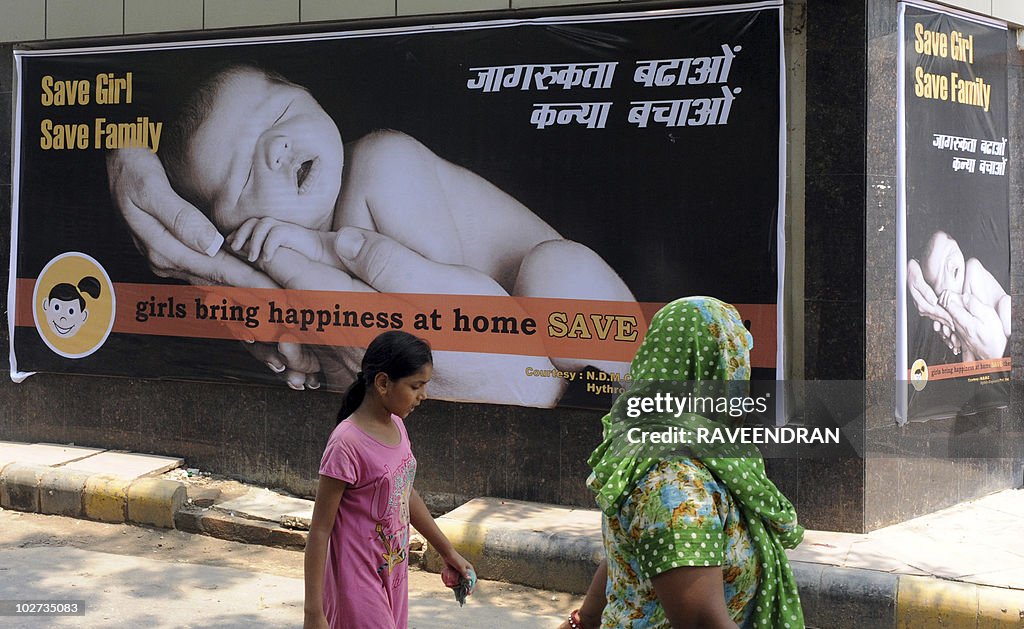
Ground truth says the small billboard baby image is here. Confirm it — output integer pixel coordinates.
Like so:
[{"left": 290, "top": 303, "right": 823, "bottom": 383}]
[
  {"left": 907, "top": 230, "right": 1011, "bottom": 361},
  {"left": 43, "top": 277, "right": 101, "bottom": 338},
  {"left": 32, "top": 252, "right": 116, "bottom": 359}
]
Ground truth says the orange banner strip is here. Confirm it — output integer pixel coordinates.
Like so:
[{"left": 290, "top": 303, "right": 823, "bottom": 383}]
[
  {"left": 15, "top": 280, "right": 778, "bottom": 367},
  {"left": 913, "top": 357, "right": 1012, "bottom": 382}
]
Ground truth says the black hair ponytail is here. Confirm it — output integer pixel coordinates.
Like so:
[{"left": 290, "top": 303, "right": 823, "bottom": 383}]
[
  {"left": 335, "top": 331, "right": 432, "bottom": 424},
  {"left": 336, "top": 372, "right": 367, "bottom": 424}
]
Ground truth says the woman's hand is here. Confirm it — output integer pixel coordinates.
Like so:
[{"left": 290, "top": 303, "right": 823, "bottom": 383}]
[
  {"left": 257, "top": 228, "right": 566, "bottom": 405},
  {"left": 558, "top": 609, "right": 602, "bottom": 629},
  {"left": 559, "top": 558, "right": 607, "bottom": 629},
  {"left": 907, "top": 258, "right": 962, "bottom": 354},
  {"left": 907, "top": 259, "right": 954, "bottom": 328}
]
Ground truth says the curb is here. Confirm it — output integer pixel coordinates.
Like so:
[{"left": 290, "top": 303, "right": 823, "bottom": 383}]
[
  {"left": 896, "top": 574, "right": 1024, "bottom": 629},
  {"left": 174, "top": 506, "right": 307, "bottom": 549},
  {"left": 3, "top": 462, "right": 1023, "bottom": 628},
  {"left": 420, "top": 521, "right": 1024, "bottom": 628},
  {"left": 422, "top": 518, "right": 604, "bottom": 595},
  {"left": 0, "top": 463, "right": 308, "bottom": 550},
  {"left": 793, "top": 561, "right": 1024, "bottom": 628},
  {"left": 0, "top": 463, "right": 185, "bottom": 530}
]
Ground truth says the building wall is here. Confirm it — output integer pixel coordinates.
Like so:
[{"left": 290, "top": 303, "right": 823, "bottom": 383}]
[
  {"left": 0, "top": 0, "right": 1019, "bottom": 43},
  {"left": 1, "top": 0, "right": 1021, "bottom": 531},
  {"left": 3, "top": 0, "right": 782, "bottom": 518},
  {"left": 862, "top": 0, "right": 1024, "bottom": 529}
]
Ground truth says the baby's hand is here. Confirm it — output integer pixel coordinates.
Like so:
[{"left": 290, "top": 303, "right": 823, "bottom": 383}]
[{"left": 229, "top": 217, "right": 308, "bottom": 263}]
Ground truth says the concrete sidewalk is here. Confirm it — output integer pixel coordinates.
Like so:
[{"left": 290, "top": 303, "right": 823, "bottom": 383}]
[{"left": 2, "top": 440, "right": 1023, "bottom": 628}]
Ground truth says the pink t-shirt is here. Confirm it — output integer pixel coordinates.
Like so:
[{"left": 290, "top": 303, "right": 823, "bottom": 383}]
[{"left": 319, "top": 415, "right": 417, "bottom": 629}]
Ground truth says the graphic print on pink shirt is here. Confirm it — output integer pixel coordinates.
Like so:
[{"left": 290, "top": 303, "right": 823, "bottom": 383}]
[{"left": 372, "top": 454, "right": 416, "bottom": 587}]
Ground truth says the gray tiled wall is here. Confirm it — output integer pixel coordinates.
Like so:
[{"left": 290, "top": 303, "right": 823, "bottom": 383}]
[{"left": 0, "top": 0, "right": 673, "bottom": 42}]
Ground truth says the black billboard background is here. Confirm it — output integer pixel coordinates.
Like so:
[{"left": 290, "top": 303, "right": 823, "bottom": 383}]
[
  {"left": 901, "top": 4, "right": 1010, "bottom": 420},
  {"left": 12, "top": 7, "right": 782, "bottom": 388}
]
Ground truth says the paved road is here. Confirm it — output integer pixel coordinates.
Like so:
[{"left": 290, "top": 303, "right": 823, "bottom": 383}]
[{"left": 0, "top": 509, "right": 571, "bottom": 628}]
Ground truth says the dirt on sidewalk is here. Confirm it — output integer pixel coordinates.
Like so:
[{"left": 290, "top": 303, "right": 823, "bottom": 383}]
[{"left": 0, "top": 508, "right": 578, "bottom": 619}]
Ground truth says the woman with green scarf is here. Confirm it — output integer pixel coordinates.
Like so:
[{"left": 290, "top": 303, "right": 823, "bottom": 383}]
[{"left": 562, "top": 297, "right": 804, "bottom": 629}]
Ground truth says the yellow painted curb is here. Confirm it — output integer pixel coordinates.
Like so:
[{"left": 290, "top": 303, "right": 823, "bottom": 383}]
[
  {"left": 897, "top": 575, "right": 1024, "bottom": 629},
  {"left": 82, "top": 475, "right": 130, "bottom": 523},
  {"left": 422, "top": 520, "right": 488, "bottom": 574},
  {"left": 126, "top": 478, "right": 186, "bottom": 529},
  {"left": 898, "top": 575, "right": 978, "bottom": 628},
  {"left": 977, "top": 584, "right": 1024, "bottom": 629},
  {"left": 434, "top": 520, "right": 488, "bottom": 562}
]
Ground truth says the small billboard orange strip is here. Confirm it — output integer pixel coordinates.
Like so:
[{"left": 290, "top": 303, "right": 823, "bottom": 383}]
[{"left": 914, "top": 357, "right": 1012, "bottom": 381}]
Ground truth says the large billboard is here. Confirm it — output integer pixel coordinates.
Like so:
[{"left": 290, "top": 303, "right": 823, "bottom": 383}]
[
  {"left": 10, "top": 2, "right": 784, "bottom": 409},
  {"left": 898, "top": 1, "right": 1011, "bottom": 421}
]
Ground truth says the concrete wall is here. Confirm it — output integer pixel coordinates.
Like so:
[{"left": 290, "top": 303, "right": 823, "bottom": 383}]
[{"left": 938, "top": 0, "right": 1024, "bottom": 25}]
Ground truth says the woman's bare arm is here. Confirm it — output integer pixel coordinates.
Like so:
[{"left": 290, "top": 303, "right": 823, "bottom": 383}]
[{"left": 651, "top": 566, "right": 739, "bottom": 629}]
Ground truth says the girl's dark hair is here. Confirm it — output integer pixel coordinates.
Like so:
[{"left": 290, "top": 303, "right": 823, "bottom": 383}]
[
  {"left": 336, "top": 331, "right": 433, "bottom": 424},
  {"left": 48, "top": 276, "right": 101, "bottom": 309}
]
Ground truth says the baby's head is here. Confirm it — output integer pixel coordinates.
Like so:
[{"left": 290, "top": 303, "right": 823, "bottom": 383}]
[
  {"left": 161, "top": 64, "right": 343, "bottom": 233},
  {"left": 921, "top": 230, "right": 966, "bottom": 295}
]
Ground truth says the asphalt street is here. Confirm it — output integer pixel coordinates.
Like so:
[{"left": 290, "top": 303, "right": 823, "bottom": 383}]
[{"left": 0, "top": 509, "right": 571, "bottom": 628}]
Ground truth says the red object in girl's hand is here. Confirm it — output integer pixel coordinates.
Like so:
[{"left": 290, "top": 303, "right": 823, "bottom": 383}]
[
  {"left": 441, "top": 566, "right": 476, "bottom": 606},
  {"left": 441, "top": 566, "right": 461, "bottom": 588}
]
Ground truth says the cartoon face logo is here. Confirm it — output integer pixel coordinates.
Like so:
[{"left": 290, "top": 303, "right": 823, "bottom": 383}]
[
  {"left": 910, "top": 359, "right": 929, "bottom": 392},
  {"left": 33, "top": 253, "right": 115, "bottom": 358},
  {"left": 43, "top": 277, "right": 100, "bottom": 337}
]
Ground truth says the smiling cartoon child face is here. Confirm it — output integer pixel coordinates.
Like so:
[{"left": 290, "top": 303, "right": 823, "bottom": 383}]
[
  {"left": 43, "top": 293, "right": 89, "bottom": 338},
  {"left": 33, "top": 261, "right": 110, "bottom": 359},
  {"left": 42, "top": 278, "right": 100, "bottom": 339}
]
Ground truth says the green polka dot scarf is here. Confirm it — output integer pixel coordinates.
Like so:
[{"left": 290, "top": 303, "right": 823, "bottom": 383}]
[{"left": 588, "top": 297, "right": 804, "bottom": 629}]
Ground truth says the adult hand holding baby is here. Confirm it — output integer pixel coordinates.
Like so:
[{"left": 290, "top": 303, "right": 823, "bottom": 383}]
[
  {"left": 907, "top": 257, "right": 961, "bottom": 354},
  {"left": 108, "top": 151, "right": 561, "bottom": 404},
  {"left": 252, "top": 226, "right": 566, "bottom": 406},
  {"left": 108, "top": 148, "right": 321, "bottom": 389}
]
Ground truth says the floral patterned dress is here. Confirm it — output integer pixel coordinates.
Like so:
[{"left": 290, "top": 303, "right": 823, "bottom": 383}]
[{"left": 600, "top": 457, "right": 760, "bottom": 629}]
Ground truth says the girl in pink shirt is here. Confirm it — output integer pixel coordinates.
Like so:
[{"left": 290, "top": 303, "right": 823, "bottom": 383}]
[{"left": 304, "top": 331, "right": 475, "bottom": 629}]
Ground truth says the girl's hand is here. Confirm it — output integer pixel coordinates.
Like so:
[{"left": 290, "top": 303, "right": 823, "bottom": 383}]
[{"left": 441, "top": 551, "right": 476, "bottom": 593}]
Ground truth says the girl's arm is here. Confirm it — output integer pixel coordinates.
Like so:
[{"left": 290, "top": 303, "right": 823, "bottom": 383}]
[
  {"left": 409, "top": 487, "right": 474, "bottom": 579},
  {"left": 304, "top": 475, "right": 347, "bottom": 629}
]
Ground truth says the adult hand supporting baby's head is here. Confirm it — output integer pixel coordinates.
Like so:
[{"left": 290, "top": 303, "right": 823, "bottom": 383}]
[
  {"left": 107, "top": 147, "right": 275, "bottom": 288},
  {"left": 108, "top": 148, "right": 322, "bottom": 387}
]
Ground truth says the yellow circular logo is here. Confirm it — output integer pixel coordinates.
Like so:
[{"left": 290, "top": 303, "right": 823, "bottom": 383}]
[
  {"left": 910, "top": 358, "right": 929, "bottom": 391},
  {"left": 32, "top": 253, "right": 116, "bottom": 358}
]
